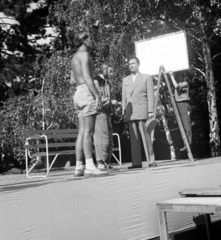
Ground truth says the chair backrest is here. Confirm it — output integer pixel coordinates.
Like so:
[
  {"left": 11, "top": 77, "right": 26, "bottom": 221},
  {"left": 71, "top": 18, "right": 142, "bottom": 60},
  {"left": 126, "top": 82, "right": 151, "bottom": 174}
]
[{"left": 23, "top": 129, "right": 79, "bottom": 150}]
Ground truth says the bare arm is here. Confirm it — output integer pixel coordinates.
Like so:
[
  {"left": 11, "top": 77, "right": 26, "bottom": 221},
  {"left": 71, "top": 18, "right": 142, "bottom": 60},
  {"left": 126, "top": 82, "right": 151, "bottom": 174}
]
[
  {"left": 177, "top": 81, "right": 188, "bottom": 89},
  {"left": 94, "top": 80, "right": 108, "bottom": 103},
  {"left": 168, "top": 71, "right": 178, "bottom": 88},
  {"left": 70, "top": 70, "right": 75, "bottom": 85},
  {"left": 168, "top": 71, "right": 188, "bottom": 90},
  {"left": 94, "top": 80, "right": 102, "bottom": 95}
]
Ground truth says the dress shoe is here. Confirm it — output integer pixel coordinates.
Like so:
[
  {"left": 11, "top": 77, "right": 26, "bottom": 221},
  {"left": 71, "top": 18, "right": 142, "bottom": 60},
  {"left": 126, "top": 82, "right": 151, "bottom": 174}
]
[
  {"left": 180, "top": 146, "right": 187, "bottom": 151},
  {"left": 107, "top": 164, "right": 114, "bottom": 170},
  {"left": 149, "top": 162, "right": 157, "bottom": 167},
  {"left": 128, "top": 165, "right": 142, "bottom": 169}
]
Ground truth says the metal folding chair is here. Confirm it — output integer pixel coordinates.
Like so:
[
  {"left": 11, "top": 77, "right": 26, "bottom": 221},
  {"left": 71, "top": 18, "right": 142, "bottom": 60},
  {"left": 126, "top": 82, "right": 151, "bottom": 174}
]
[{"left": 112, "top": 133, "right": 122, "bottom": 169}]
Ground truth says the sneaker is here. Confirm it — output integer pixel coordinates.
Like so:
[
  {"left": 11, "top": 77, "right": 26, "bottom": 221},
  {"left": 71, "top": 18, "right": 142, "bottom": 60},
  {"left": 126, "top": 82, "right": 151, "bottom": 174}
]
[
  {"left": 74, "top": 168, "right": 84, "bottom": 177},
  {"left": 84, "top": 167, "right": 109, "bottom": 177},
  {"left": 98, "top": 161, "right": 114, "bottom": 171},
  {"left": 97, "top": 163, "right": 107, "bottom": 170}
]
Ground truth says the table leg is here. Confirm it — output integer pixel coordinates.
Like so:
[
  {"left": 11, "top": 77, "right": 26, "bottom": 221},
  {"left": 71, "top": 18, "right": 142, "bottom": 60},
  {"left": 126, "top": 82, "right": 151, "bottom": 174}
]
[
  {"left": 157, "top": 205, "right": 169, "bottom": 240},
  {"left": 205, "top": 214, "right": 211, "bottom": 240}
]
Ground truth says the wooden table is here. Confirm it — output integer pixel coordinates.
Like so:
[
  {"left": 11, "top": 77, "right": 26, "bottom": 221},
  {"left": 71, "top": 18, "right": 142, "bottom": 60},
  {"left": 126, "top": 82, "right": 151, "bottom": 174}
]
[
  {"left": 179, "top": 188, "right": 221, "bottom": 197},
  {"left": 178, "top": 187, "right": 221, "bottom": 240},
  {"left": 157, "top": 197, "right": 221, "bottom": 240}
]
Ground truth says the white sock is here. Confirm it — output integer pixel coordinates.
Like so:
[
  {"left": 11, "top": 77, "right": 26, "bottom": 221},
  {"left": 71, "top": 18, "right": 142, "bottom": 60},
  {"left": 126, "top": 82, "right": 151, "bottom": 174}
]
[
  {"left": 76, "top": 160, "right": 83, "bottom": 170},
  {"left": 86, "top": 158, "right": 96, "bottom": 170}
]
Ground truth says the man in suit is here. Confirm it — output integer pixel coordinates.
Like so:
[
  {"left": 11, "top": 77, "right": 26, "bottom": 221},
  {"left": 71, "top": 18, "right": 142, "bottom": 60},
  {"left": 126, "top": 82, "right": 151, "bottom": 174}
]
[{"left": 122, "top": 57, "right": 157, "bottom": 168}]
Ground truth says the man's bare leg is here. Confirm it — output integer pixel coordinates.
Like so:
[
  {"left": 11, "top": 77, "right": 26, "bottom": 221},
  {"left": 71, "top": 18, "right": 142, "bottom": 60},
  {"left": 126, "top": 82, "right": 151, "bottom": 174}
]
[
  {"left": 83, "top": 115, "right": 96, "bottom": 159},
  {"left": 74, "top": 116, "right": 85, "bottom": 176},
  {"left": 83, "top": 114, "right": 109, "bottom": 176},
  {"left": 76, "top": 116, "right": 84, "bottom": 162}
]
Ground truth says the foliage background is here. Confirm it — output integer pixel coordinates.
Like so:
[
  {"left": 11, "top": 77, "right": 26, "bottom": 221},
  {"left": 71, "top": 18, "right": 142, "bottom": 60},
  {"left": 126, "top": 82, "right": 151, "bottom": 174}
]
[{"left": 1, "top": 0, "right": 221, "bottom": 172}]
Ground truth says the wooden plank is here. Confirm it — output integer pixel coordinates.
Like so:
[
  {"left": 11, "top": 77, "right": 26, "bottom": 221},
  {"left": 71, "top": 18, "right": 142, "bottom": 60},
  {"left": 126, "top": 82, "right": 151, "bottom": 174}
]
[
  {"left": 158, "top": 197, "right": 221, "bottom": 205},
  {"left": 23, "top": 129, "right": 78, "bottom": 138},
  {"left": 30, "top": 150, "right": 76, "bottom": 158},
  {"left": 164, "top": 205, "right": 219, "bottom": 213},
  {"left": 24, "top": 142, "right": 75, "bottom": 149},
  {"left": 24, "top": 133, "right": 78, "bottom": 139},
  {"left": 157, "top": 197, "right": 221, "bottom": 213},
  {"left": 180, "top": 188, "right": 221, "bottom": 197},
  {"left": 23, "top": 129, "right": 79, "bottom": 135}
]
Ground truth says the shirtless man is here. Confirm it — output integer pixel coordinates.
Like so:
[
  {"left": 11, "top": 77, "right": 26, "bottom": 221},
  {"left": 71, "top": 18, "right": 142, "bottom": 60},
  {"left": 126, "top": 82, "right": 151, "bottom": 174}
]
[{"left": 70, "top": 30, "right": 108, "bottom": 177}]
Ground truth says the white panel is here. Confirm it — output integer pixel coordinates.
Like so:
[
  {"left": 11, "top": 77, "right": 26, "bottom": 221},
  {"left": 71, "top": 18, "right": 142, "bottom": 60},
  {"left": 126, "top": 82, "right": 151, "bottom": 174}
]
[{"left": 135, "top": 31, "right": 189, "bottom": 75}]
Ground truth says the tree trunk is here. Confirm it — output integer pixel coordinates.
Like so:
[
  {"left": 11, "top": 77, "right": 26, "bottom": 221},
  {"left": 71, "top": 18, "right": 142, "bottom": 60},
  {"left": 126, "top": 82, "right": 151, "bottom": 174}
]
[
  {"left": 196, "top": 5, "right": 221, "bottom": 156},
  {"left": 202, "top": 40, "right": 220, "bottom": 156}
]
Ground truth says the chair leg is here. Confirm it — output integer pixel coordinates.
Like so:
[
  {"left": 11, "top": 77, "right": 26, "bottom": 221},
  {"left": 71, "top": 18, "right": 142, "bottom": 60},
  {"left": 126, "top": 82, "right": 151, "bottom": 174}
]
[
  {"left": 205, "top": 214, "right": 212, "bottom": 240},
  {"left": 112, "top": 133, "right": 122, "bottom": 168}
]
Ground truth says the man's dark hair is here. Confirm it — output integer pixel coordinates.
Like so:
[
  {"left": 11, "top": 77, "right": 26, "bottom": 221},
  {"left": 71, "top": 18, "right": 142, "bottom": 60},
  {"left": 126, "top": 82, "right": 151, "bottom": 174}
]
[
  {"left": 175, "top": 72, "right": 185, "bottom": 83},
  {"left": 73, "top": 31, "right": 90, "bottom": 48},
  {"left": 100, "top": 62, "right": 109, "bottom": 71},
  {"left": 129, "top": 57, "right": 140, "bottom": 65},
  {"left": 94, "top": 75, "right": 105, "bottom": 86}
]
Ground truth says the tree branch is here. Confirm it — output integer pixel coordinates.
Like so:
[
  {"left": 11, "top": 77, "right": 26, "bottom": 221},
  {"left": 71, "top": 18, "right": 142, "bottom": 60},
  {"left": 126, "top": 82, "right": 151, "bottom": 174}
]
[
  {"left": 47, "top": 121, "right": 54, "bottom": 130},
  {"left": 0, "top": 17, "right": 18, "bottom": 26},
  {"left": 159, "top": 18, "right": 201, "bottom": 43},
  {"left": 121, "top": 15, "right": 143, "bottom": 34},
  {"left": 192, "top": 67, "right": 205, "bottom": 77},
  {"left": 174, "top": 25, "right": 201, "bottom": 42},
  {"left": 209, "top": 32, "right": 215, "bottom": 41},
  {"left": 0, "top": 50, "right": 13, "bottom": 56},
  {"left": 0, "top": 22, "right": 18, "bottom": 26},
  {"left": 192, "top": 47, "right": 204, "bottom": 62},
  {"left": 0, "top": 17, "right": 16, "bottom": 21},
  {"left": 212, "top": 53, "right": 221, "bottom": 61},
  {"left": 0, "top": 28, "right": 15, "bottom": 37}
]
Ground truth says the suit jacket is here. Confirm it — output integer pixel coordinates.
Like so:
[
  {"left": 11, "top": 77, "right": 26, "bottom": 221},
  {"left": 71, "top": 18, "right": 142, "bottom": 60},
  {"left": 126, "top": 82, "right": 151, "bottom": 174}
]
[{"left": 122, "top": 72, "right": 154, "bottom": 121}]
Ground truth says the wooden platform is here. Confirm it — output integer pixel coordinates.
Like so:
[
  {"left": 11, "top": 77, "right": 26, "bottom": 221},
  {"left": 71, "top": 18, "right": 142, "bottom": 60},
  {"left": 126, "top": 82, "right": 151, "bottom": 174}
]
[{"left": 1, "top": 157, "right": 221, "bottom": 240}]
